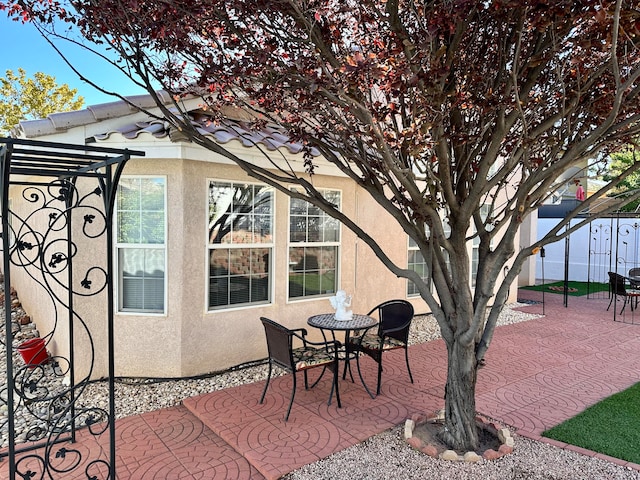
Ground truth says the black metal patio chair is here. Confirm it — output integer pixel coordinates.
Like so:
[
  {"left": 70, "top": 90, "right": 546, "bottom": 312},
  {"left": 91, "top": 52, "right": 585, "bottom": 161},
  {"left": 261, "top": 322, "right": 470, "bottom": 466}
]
[
  {"left": 628, "top": 267, "right": 640, "bottom": 289},
  {"left": 259, "top": 317, "right": 341, "bottom": 421},
  {"left": 349, "top": 299, "right": 414, "bottom": 396},
  {"left": 607, "top": 271, "right": 640, "bottom": 314}
]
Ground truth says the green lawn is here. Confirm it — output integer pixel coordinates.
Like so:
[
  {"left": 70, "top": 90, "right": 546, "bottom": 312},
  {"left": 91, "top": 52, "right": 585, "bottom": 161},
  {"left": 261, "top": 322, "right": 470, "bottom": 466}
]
[
  {"left": 542, "top": 382, "right": 640, "bottom": 463},
  {"left": 519, "top": 281, "right": 609, "bottom": 297}
]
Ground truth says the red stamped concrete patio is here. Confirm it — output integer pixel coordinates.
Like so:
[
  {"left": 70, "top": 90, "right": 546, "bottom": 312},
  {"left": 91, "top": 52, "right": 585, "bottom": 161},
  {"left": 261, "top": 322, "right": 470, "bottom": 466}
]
[{"left": 4, "top": 288, "right": 640, "bottom": 479}]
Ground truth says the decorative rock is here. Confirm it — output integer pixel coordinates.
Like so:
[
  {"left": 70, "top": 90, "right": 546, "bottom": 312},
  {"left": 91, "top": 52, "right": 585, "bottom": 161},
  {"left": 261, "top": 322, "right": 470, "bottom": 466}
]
[
  {"left": 404, "top": 419, "right": 415, "bottom": 439},
  {"left": 407, "top": 436, "right": 422, "bottom": 449},
  {"left": 499, "top": 444, "right": 514, "bottom": 455},
  {"left": 464, "top": 451, "right": 482, "bottom": 463},
  {"left": 497, "top": 427, "right": 511, "bottom": 443},
  {"left": 440, "top": 449, "right": 461, "bottom": 461},
  {"left": 421, "top": 444, "right": 439, "bottom": 457},
  {"left": 19, "top": 315, "right": 31, "bottom": 325},
  {"left": 483, "top": 448, "right": 501, "bottom": 460},
  {"left": 411, "top": 413, "right": 427, "bottom": 424},
  {"left": 505, "top": 436, "right": 515, "bottom": 447}
]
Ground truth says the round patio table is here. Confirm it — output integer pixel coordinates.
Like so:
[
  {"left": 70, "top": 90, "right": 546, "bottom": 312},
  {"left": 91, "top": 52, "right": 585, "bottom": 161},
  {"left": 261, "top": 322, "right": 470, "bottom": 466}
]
[{"left": 307, "top": 313, "right": 378, "bottom": 398}]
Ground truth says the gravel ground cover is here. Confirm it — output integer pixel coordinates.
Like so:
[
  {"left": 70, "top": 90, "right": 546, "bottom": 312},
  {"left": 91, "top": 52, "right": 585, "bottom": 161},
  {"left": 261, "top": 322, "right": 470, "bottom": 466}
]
[
  {"left": 3, "top": 298, "right": 640, "bottom": 479},
  {"left": 283, "top": 425, "right": 640, "bottom": 480}
]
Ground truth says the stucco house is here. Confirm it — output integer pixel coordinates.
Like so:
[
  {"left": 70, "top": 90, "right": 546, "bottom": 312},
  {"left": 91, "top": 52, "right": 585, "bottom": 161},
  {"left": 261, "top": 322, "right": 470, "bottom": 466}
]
[{"left": 6, "top": 93, "right": 520, "bottom": 380}]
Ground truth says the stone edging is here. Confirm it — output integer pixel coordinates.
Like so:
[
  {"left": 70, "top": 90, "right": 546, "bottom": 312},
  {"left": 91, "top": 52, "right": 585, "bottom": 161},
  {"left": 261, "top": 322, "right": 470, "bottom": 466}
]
[{"left": 404, "top": 410, "right": 514, "bottom": 462}]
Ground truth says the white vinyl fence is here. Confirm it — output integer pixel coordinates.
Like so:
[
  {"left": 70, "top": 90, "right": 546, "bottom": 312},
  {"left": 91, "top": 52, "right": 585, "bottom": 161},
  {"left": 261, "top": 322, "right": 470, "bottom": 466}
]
[{"left": 536, "top": 217, "right": 640, "bottom": 284}]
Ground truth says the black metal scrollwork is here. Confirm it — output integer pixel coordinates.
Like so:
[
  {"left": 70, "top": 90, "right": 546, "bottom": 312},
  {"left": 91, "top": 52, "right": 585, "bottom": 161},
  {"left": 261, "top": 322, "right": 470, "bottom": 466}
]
[{"left": 1, "top": 138, "right": 144, "bottom": 479}]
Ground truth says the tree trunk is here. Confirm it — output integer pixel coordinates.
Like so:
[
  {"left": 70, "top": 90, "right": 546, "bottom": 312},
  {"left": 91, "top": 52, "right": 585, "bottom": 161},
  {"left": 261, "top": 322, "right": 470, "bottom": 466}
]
[{"left": 439, "top": 337, "right": 479, "bottom": 451}]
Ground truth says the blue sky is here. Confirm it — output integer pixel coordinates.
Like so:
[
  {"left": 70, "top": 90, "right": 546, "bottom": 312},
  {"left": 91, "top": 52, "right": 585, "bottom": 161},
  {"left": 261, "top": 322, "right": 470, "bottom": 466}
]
[{"left": 1, "top": 15, "right": 147, "bottom": 106}]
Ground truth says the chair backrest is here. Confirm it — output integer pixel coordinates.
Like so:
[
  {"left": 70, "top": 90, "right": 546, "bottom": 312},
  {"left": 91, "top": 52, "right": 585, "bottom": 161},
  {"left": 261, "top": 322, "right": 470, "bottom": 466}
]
[
  {"left": 260, "top": 317, "right": 294, "bottom": 372},
  {"left": 368, "top": 300, "right": 414, "bottom": 343},
  {"left": 608, "top": 271, "right": 627, "bottom": 295}
]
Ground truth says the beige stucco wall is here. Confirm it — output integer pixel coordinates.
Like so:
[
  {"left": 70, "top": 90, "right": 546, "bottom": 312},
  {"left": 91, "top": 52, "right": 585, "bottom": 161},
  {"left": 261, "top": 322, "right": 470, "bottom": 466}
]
[
  {"left": 8, "top": 135, "right": 519, "bottom": 380},
  {"left": 111, "top": 155, "right": 431, "bottom": 378}
]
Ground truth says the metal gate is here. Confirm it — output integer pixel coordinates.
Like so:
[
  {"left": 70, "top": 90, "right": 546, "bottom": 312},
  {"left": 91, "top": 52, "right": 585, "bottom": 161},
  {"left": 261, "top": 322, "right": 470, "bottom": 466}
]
[{"left": 0, "top": 138, "right": 144, "bottom": 478}]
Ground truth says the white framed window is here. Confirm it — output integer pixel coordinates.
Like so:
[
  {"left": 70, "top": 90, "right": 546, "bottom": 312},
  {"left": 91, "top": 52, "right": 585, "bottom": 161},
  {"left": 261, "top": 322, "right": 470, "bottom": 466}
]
[
  {"left": 288, "top": 189, "right": 341, "bottom": 299},
  {"left": 407, "top": 220, "right": 451, "bottom": 296},
  {"left": 115, "top": 176, "right": 166, "bottom": 313},
  {"left": 407, "top": 237, "right": 430, "bottom": 297},
  {"left": 207, "top": 181, "right": 273, "bottom": 310}
]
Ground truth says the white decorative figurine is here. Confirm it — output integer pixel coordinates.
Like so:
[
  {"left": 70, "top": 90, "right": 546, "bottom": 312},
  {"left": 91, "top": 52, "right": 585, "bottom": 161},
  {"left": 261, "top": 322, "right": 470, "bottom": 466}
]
[{"left": 329, "top": 290, "right": 353, "bottom": 321}]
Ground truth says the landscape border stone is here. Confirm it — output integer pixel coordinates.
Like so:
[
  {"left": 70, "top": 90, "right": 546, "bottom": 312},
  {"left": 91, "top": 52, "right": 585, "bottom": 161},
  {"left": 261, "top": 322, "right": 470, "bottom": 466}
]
[{"left": 404, "top": 409, "right": 514, "bottom": 462}]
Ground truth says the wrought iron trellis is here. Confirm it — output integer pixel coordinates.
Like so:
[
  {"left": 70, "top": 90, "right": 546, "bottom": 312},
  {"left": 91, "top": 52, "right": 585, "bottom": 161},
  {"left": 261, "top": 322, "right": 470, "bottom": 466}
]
[
  {"left": 602, "top": 214, "right": 640, "bottom": 324},
  {"left": 544, "top": 213, "right": 640, "bottom": 323},
  {"left": 0, "top": 137, "right": 144, "bottom": 479}
]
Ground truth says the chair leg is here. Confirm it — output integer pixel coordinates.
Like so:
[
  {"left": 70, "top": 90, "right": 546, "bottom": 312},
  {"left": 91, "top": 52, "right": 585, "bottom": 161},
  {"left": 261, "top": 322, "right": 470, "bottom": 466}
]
[
  {"left": 404, "top": 347, "right": 414, "bottom": 384},
  {"left": 327, "top": 360, "right": 342, "bottom": 408},
  {"left": 285, "top": 372, "right": 297, "bottom": 421},
  {"left": 607, "top": 294, "right": 614, "bottom": 311},
  {"left": 259, "top": 362, "right": 273, "bottom": 404},
  {"left": 376, "top": 360, "right": 383, "bottom": 396},
  {"left": 354, "top": 350, "right": 375, "bottom": 399}
]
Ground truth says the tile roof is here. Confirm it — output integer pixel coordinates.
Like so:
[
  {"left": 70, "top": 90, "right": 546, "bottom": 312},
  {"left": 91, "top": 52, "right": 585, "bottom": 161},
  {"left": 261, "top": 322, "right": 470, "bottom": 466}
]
[
  {"left": 15, "top": 92, "right": 176, "bottom": 138},
  {"left": 94, "top": 111, "right": 320, "bottom": 156},
  {"left": 16, "top": 92, "right": 320, "bottom": 156}
]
